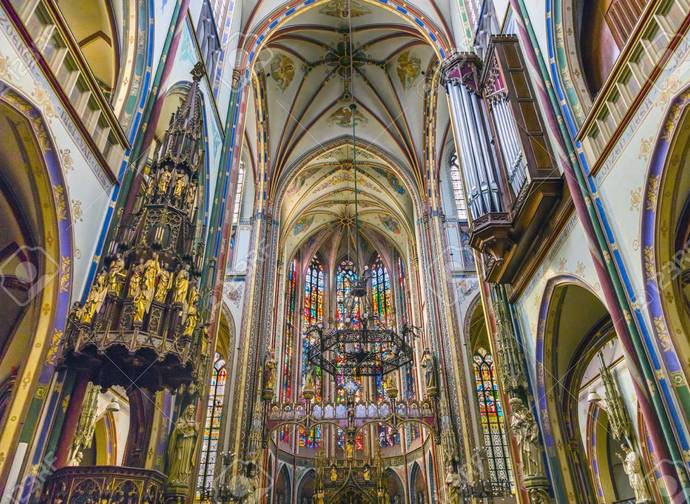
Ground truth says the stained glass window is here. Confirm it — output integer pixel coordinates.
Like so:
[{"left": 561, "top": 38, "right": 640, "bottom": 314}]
[
  {"left": 280, "top": 260, "right": 298, "bottom": 443},
  {"left": 371, "top": 254, "right": 393, "bottom": 327},
  {"left": 300, "top": 256, "right": 324, "bottom": 448},
  {"left": 304, "top": 256, "right": 324, "bottom": 325},
  {"left": 336, "top": 258, "right": 359, "bottom": 327},
  {"left": 197, "top": 354, "right": 227, "bottom": 499},
  {"left": 397, "top": 257, "right": 419, "bottom": 443},
  {"left": 473, "top": 348, "right": 512, "bottom": 485}
]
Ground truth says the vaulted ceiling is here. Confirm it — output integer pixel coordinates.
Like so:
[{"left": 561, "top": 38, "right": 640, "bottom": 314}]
[{"left": 240, "top": 0, "right": 455, "bottom": 263}]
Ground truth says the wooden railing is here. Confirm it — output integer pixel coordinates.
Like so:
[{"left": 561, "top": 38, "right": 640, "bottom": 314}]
[
  {"left": 578, "top": 0, "right": 690, "bottom": 171},
  {"left": 6, "top": 0, "right": 129, "bottom": 176}
]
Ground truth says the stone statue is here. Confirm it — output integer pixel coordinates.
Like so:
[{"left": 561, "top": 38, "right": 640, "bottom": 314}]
[
  {"left": 167, "top": 404, "right": 198, "bottom": 489},
  {"left": 421, "top": 349, "right": 438, "bottom": 394},
  {"left": 262, "top": 351, "right": 277, "bottom": 400},
  {"left": 173, "top": 265, "right": 190, "bottom": 305},
  {"left": 621, "top": 444, "right": 651, "bottom": 503},
  {"left": 81, "top": 271, "right": 108, "bottom": 323},
  {"left": 107, "top": 253, "right": 126, "bottom": 295},
  {"left": 154, "top": 267, "right": 173, "bottom": 303},
  {"left": 509, "top": 397, "right": 543, "bottom": 477},
  {"left": 445, "top": 463, "right": 462, "bottom": 492}
]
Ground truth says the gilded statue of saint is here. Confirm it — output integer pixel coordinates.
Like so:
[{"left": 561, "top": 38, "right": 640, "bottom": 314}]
[
  {"left": 107, "top": 254, "right": 126, "bottom": 295},
  {"left": 154, "top": 267, "right": 173, "bottom": 303},
  {"left": 81, "top": 271, "right": 108, "bottom": 323},
  {"left": 142, "top": 253, "right": 160, "bottom": 311},
  {"left": 183, "top": 302, "right": 198, "bottom": 337},
  {"left": 173, "top": 171, "right": 187, "bottom": 203},
  {"left": 157, "top": 168, "right": 172, "bottom": 195},
  {"left": 127, "top": 260, "right": 145, "bottom": 299},
  {"left": 185, "top": 181, "right": 197, "bottom": 215},
  {"left": 167, "top": 404, "right": 198, "bottom": 488},
  {"left": 173, "top": 265, "right": 190, "bottom": 306}
]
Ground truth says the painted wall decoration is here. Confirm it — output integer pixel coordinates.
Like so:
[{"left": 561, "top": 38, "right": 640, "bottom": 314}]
[
  {"left": 292, "top": 215, "right": 314, "bottom": 236},
  {"left": 396, "top": 51, "right": 421, "bottom": 90},
  {"left": 379, "top": 215, "right": 401, "bottom": 235},
  {"left": 271, "top": 54, "right": 296, "bottom": 91},
  {"left": 374, "top": 167, "right": 405, "bottom": 195},
  {"left": 328, "top": 104, "right": 367, "bottom": 128},
  {"left": 320, "top": 0, "right": 371, "bottom": 18}
]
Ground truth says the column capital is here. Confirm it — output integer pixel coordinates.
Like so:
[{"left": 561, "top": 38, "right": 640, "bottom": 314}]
[{"left": 440, "top": 51, "right": 482, "bottom": 92}]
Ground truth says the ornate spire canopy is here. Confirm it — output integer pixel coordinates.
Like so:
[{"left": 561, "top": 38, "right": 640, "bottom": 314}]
[{"left": 61, "top": 64, "right": 208, "bottom": 392}]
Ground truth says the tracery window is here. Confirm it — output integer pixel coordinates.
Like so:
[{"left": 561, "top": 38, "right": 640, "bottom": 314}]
[
  {"left": 303, "top": 256, "right": 324, "bottom": 325},
  {"left": 197, "top": 353, "right": 227, "bottom": 498},
  {"left": 280, "top": 259, "right": 298, "bottom": 443},
  {"left": 336, "top": 258, "right": 359, "bottom": 327},
  {"left": 450, "top": 153, "right": 468, "bottom": 220},
  {"left": 299, "top": 256, "right": 324, "bottom": 448},
  {"left": 371, "top": 254, "right": 393, "bottom": 326},
  {"left": 473, "top": 348, "right": 511, "bottom": 485}
]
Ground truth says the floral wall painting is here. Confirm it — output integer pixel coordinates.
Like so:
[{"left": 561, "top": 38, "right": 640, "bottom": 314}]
[
  {"left": 396, "top": 51, "right": 421, "bottom": 90},
  {"left": 271, "top": 54, "right": 296, "bottom": 91},
  {"left": 320, "top": 0, "right": 371, "bottom": 18}
]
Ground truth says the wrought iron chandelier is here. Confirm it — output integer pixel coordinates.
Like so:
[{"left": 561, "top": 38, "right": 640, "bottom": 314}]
[{"left": 304, "top": 1, "right": 413, "bottom": 378}]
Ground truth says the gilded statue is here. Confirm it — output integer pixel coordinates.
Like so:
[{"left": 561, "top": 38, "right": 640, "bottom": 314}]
[
  {"left": 187, "top": 281, "right": 199, "bottom": 307},
  {"left": 509, "top": 397, "right": 543, "bottom": 477},
  {"left": 167, "top": 404, "right": 198, "bottom": 489},
  {"left": 173, "top": 265, "right": 190, "bottom": 305},
  {"left": 127, "top": 260, "right": 145, "bottom": 299},
  {"left": 80, "top": 271, "right": 108, "bottom": 323},
  {"left": 157, "top": 168, "right": 172, "bottom": 195},
  {"left": 142, "top": 253, "right": 160, "bottom": 311},
  {"left": 185, "top": 181, "right": 197, "bottom": 214},
  {"left": 173, "top": 171, "right": 187, "bottom": 203},
  {"left": 107, "top": 254, "right": 126, "bottom": 295},
  {"left": 154, "top": 267, "right": 173, "bottom": 303},
  {"left": 621, "top": 444, "right": 651, "bottom": 503},
  {"left": 133, "top": 290, "right": 147, "bottom": 323},
  {"left": 183, "top": 301, "right": 199, "bottom": 337},
  {"left": 421, "top": 349, "right": 438, "bottom": 394}
]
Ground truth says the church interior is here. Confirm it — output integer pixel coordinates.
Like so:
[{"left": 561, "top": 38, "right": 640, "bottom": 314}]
[{"left": 0, "top": 0, "right": 689, "bottom": 503}]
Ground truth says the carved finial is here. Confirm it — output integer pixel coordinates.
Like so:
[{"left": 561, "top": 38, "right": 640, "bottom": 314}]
[{"left": 191, "top": 61, "right": 204, "bottom": 82}]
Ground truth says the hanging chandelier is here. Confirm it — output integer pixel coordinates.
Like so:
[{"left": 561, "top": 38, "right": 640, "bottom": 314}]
[{"left": 304, "top": 1, "right": 414, "bottom": 378}]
